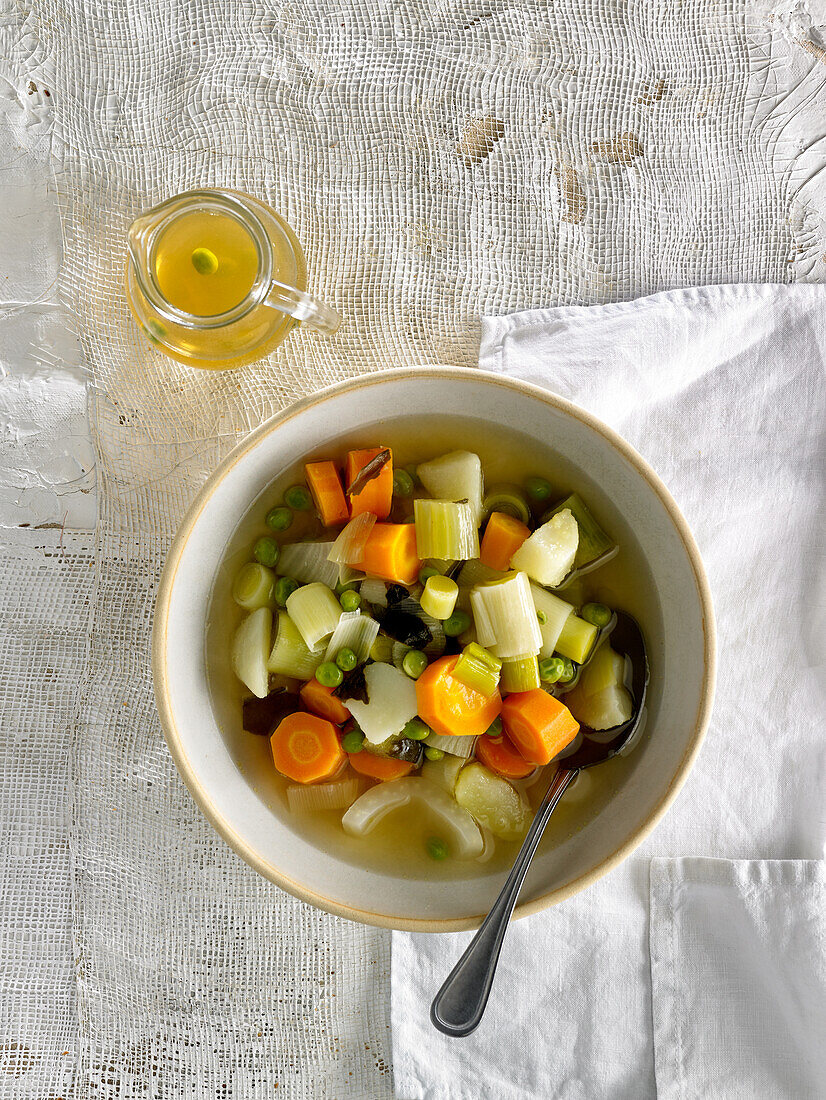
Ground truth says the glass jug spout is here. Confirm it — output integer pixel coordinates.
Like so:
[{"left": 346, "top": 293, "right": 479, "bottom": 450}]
[{"left": 264, "top": 280, "right": 342, "bottom": 335}]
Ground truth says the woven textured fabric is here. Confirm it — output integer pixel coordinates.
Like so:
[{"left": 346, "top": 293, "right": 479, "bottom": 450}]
[{"left": 9, "top": 0, "right": 823, "bottom": 1095}]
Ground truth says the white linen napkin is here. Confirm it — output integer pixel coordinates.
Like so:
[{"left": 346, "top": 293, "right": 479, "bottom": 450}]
[{"left": 392, "top": 284, "right": 826, "bottom": 1100}]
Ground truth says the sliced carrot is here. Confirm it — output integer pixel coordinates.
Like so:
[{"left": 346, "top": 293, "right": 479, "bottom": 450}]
[
  {"left": 354, "top": 523, "right": 422, "bottom": 585},
  {"left": 416, "top": 655, "right": 502, "bottom": 739},
  {"left": 270, "top": 712, "right": 345, "bottom": 784},
  {"left": 346, "top": 447, "right": 393, "bottom": 519},
  {"left": 480, "top": 511, "right": 531, "bottom": 572},
  {"left": 300, "top": 678, "right": 351, "bottom": 725},
  {"left": 305, "top": 460, "right": 350, "bottom": 526},
  {"left": 501, "top": 690, "right": 579, "bottom": 765},
  {"left": 476, "top": 733, "right": 536, "bottom": 779},
  {"left": 349, "top": 752, "right": 414, "bottom": 781}
]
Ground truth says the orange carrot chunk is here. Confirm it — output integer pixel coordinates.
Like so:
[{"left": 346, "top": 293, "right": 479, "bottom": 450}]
[
  {"left": 270, "top": 712, "right": 345, "bottom": 784},
  {"left": 416, "top": 655, "right": 502, "bottom": 739},
  {"left": 501, "top": 690, "right": 580, "bottom": 766},
  {"left": 476, "top": 732, "right": 536, "bottom": 779},
  {"left": 346, "top": 448, "right": 393, "bottom": 519},
  {"left": 349, "top": 753, "right": 415, "bottom": 781},
  {"left": 354, "top": 523, "right": 422, "bottom": 585},
  {"left": 480, "top": 511, "right": 531, "bottom": 572},
  {"left": 299, "top": 679, "right": 351, "bottom": 725},
  {"left": 305, "top": 460, "right": 350, "bottom": 526}
]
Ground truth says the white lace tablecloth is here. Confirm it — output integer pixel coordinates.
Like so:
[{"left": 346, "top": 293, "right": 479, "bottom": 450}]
[{"left": 1, "top": 0, "right": 824, "bottom": 1095}]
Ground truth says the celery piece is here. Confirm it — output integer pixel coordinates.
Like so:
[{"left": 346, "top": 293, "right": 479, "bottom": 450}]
[
  {"left": 420, "top": 574, "right": 459, "bottom": 620},
  {"left": 482, "top": 483, "right": 531, "bottom": 525},
  {"left": 452, "top": 642, "right": 502, "bottom": 697},
  {"left": 414, "top": 499, "right": 480, "bottom": 561},
  {"left": 232, "top": 563, "right": 276, "bottom": 611},
  {"left": 454, "top": 763, "right": 532, "bottom": 841},
  {"left": 469, "top": 571, "right": 542, "bottom": 659},
  {"left": 555, "top": 612, "right": 599, "bottom": 664},
  {"left": 546, "top": 493, "right": 615, "bottom": 568},
  {"left": 530, "top": 584, "right": 576, "bottom": 658},
  {"left": 500, "top": 654, "right": 540, "bottom": 693},
  {"left": 231, "top": 607, "right": 272, "bottom": 698},
  {"left": 285, "top": 582, "right": 342, "bottom": 649},
  {"left": 417, "top": 451, "right": 484, "bottom": 527},
  {"left": 267, "top": 611, "right": 326, "bottom": 680},
  {"left": 510, "top": 509, "right": 579, "bottom": 587}
]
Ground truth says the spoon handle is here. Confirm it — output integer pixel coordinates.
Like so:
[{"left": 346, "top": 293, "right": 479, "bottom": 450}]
[{"left": 430, "top": 767, "right": 578, "bottom": 1038}]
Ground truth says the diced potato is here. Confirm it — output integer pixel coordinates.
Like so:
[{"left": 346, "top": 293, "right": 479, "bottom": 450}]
[
  {"left": 454, "top": 762, "right": 532, "bottom": 841},
  {"left": 344, "top": 662, "right": 418, "bottom": 745},
  {"left": 231, "top": 607, "right": 272, "bottom": 698},
  {"left": 565, "top": 682, "right": 632, "bottom": 731},
  {"left": 511, "top": 509, "right": 578, "bottom": 587},
  {"left": 417, "top": 451, "right": 484, "bottom": 527}
]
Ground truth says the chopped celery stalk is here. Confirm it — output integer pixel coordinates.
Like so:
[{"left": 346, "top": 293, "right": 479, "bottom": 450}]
[
  {"left": 420, "top": 574, "right": 459, "bottom": 620},
  {"left": 231, "top": 607, "right": 272, "bottom": 698},
  {"left": 546, "top": 493, "right": 615, "bottom": 568},
  {"left": 342, "top": 778, "right": 483, "bottom": 858},
  {"left": 343, "top": 662, "right": 418, "bottom": 744},
  {"left": 500, "top": 654, "right": 540, "bottom": 693},
  {"left": 422, "top": 752, "right": 467, "bottom": 793},
  {"left": 530, "top": 584, "right": 576, "bottom": 658},
  {"left": 453, "top": 642, "right": 502, "bottom": 697},
  {"left": 482, "top": 483, "right": 531, "bottom": 525},
  {"left": 457, "top": 558, "right": 507, "bottom": 589},
  {"left": 555, "top": 612, "right": 599, "bottom": 664},
  {"left": 267, "top": 611, "right": 326, "bottom": 679},
  {"left": 328, "top": 512, "right": 377, "bottom": 565},
  {"left": 454, "top": 762, "right": 532, "bottom": 840},
  {"left": 286, "top": 776, "right": 361, "bottom": 813},
  {"left": 278, "top": 541, "right": 340, "bottom": 589},
  {"left": 285, "top": 582, "right": 342, "bottom": 649},
  {"left": 424, "top": 731, "right": 479, "bottom": 758},
  {"left": 510, "top": 509, "right": 579, "bottom": 587},
  {"left": 359, "top": 576, "right": 387, "bottom": 607},
  {"left": 469, "top": 571, "right": 542, "bottom": 659},
  {"left": 417, "top": 451, "right": 484, "bottom": 526},
  {"left": 323, "top": 610, "right": 380, "bottom": 664},
  {"left": 414, "top": 498, "right": 480, "bottom": 561},
  {"left": 232, "top": 563, "right": 276, "bottom": 610}
]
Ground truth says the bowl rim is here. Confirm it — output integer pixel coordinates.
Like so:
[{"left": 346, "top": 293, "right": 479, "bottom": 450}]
[{"left": 152, "top": 365, "right": 717, "bottom": 932}]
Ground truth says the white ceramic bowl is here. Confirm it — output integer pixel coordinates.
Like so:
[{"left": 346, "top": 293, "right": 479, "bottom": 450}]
[{"left": 153, "top": 367, "right": 715, "bottom": 931}]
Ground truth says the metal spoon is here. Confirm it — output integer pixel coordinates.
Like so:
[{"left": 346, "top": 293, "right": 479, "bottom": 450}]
[{"left": 430, "top": 611, "right": 649, "bottom": 1038}]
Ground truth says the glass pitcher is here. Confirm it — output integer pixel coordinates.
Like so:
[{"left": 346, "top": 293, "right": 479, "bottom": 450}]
[{"left": 126, "top": 189, "right": 340, "bottom": 369}]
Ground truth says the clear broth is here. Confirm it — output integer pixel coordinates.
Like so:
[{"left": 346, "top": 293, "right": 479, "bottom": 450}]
[{"left": 206, "top": 415, "right": 662, "bottom": 881}]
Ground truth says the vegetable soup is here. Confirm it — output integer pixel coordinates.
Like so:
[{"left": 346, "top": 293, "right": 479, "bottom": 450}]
[{"left": 206, "top": 416, "right": 661, "bottom": 880}]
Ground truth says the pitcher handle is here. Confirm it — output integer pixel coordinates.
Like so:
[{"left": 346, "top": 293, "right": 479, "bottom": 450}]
[{"left": 264, "top": 280, "right": 341, "bottom": 335}]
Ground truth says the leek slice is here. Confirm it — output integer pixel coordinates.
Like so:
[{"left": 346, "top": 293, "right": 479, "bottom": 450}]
[
  {"left": 424, "top": 731, "right": 478, "bottom": 759},
  {"left": 414, "top": 499, "right": 480, "bottom": 561},
  {"left": 232, "top": 563, "right": 276, "bottom": 610},
  {"left": 454, "top": 762, "right": 531, "bottom": 840},
  {"left": 555, "top": 612, "right": 599, "bottom": 664},
  {"left": 417, "top": 451, "right": 484, "bottom": 526},
  {"left": 278, "top": 541, "right": 340, "bottom": 589},
  {"left": 469, "top": 572, "right": 542, "bottom": 659},
  {"left": 328, "top": 512, "right": 376, "bottom": 565},
  {"left": 287, "top": 776, "right": 361, "bottom": 813},
  {"left": 500, "top": 654, "right": 540, "bottom": 693},
  {"left": 324, "top": 610, "right": 380, "bottom": 664},
  {"left": 359, "top": 576, "right": 387, "bottom": 607},
  {"left": 267, "top": 611, "right": 326, "bottom": 679},
  {"left": 342, "top": 777, "right": 484, "bottom": 859},
  {"left": 285, "top": 582, "right": 342, "bottom": 649},
  {"left": 531, "top": 584, "right": 576, "bottom": 658},
  {"left": 421, "top": 752, "right": 467, "bottom": 793},
  {"left": 452, "top": 642, "right": 502, "bottom": 697},
  {"left": 482, "top": 483, "right": 531, "bottom": 525},
  {"left": 231, "top": 607, "right": 272, "bottom": 698},
  {"left": 545, "top": 493, "right": 615, "bottom": 568},
  {"left": 510, "top": 509, "right": 579, "bottom": 587},
  {"left": 343, "top": 662, "right": 418, "bottom": 745}
]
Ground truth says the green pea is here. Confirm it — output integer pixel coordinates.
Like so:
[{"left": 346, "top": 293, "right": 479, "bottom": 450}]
[
  {"left": 402, "top": 649, "right": 428, "bottom": 679},
  {"left": 557, "top": 657, "right": 576, "bottom": 684},
  {"left": 426, "top": 836, "right": 449, "bottom": 861},
  {"left": 284, "top": 484, "right": 312, "bottom": 511},
  {"left": 274, "top": 576, "right": 299, "bottom": 606},
  {"left": 393, "top": 469, "right": 414, "bottom": 497},
  {"left": 418, "top": 565, "right": 440, "bottom": 585},
  {"left": 342, "top": 729, "right": 364, "bottom": 754},
  {"left": 253, "top": 536, "right": 280, "bottom": 568},
  {"left": 340, "top": 589, "right": 362, "bottom": 612},
  {"left": 442, "top": 610, "right": 471, "bottom": 637},
  {"left": 335, "top": 647, "right": 358, "bottom": 672},
  {"left": 266, "top": 506, "right": 293, "bottom": 532},
  {"left": 539, "top": 657, "right": 566, "bottom": 684},
  {"left": 485, "top": 716, "right": 503, "bottom": 739},
  {"left": 191, "top": 247, "right": 218, "bottom": 275},
  {"left": 525, "top": 476, "right": 552, "bottom": 501},
  {"left": 315, "top": 661, "right": 344, "bottom": 688},
  {"left": 537, "top": 609, "right": 548, "bottom": 625},
  {"left": 401, "top": 718, "right": 431, "bottom": 741},
  {"left": 581, "top": 602, "right": 612, "bottom": 628},
  {"left": 424, "top": 746, "right": 444, "bottom": 761}
]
